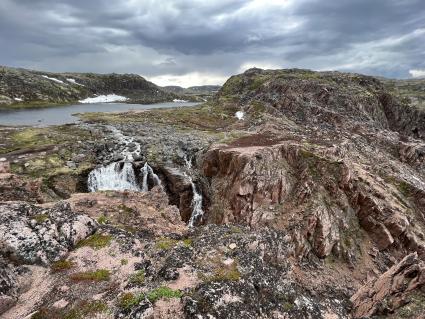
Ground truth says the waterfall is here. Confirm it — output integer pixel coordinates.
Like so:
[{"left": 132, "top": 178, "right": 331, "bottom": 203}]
[
  {"left": 140, "top": 162, "right": 162, "bottom": 192},
  {"left": 183, "top": 156, "right": 204, "bottom": 227},
  {"left": 87, "top": 125, "right": 163, "bottom": 193},
  {"left": 88, "top": 162, "right": 140, "bottom": 192},
  {"left": 188, "top": 180, "right": 204, "bottom": 227}
]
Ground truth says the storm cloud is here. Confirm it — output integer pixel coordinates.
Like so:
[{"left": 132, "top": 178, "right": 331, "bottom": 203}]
[{"left": 0, "top": 0, "right": 424, "bottom": 86}]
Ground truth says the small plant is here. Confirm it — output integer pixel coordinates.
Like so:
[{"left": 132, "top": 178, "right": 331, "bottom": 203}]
[
  {"left": 97, "top": 215, "right": 109, "bottom": 224},
  {"left": 201, "top": 262, "right": 241, "bottom": 283},
  {"left": 51, "top": 259, "right": 74, "bottom": 272},
  {"left": 129, "top": 270, "right": 145, "bottom": 285},
  {"left": 70, "top": 269, "right": 111, "bottom": 282},
  {"left": 146, "top": 286, "right": 182, "bottom": 303},
  {"left": 34, "top": 214, "right": 49, "bottom": 223},
  {"left": 76, "top": 233, "right": 112, "bottom": 250},
  {"left": 182, "top": 238, "right": 193, "bottom": 247},
  {"left": 155, "top": 237, "right": 178, "bottom": 250},
  {"left": 121, "top": 258, "right": 128, "bottom": 265},
  {"left": 117, "top": 292, "right": 144, "bottom": 310}
]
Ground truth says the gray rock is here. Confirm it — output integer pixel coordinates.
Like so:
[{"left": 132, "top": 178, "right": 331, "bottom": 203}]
[{"left": 0, "top": 201, "right": 97, "bottom": 265}]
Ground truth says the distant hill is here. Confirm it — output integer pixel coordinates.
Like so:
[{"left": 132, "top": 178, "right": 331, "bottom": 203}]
[
  {"left": 162, "top": 85, "right": 221, "bottom": 99},
  {"left": 0, "top": 66, "right": 178, "bottom": 109}
]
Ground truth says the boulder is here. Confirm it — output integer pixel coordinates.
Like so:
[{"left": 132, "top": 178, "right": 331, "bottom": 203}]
[{"left": 0, "top": 201, "right": 97, "bottom": 265}]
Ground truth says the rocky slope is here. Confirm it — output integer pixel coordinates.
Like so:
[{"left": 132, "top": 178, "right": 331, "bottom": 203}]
[
  {"left": 0, "top": 66, "right": 178, "bottom": 109},
  {"left": 1, "top": 68, "right": 425, "bottom": 318}
]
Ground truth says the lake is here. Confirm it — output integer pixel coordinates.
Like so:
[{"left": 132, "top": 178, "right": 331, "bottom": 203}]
[{"left": 0, "top": 101, "right": 200, "bottom": 126}]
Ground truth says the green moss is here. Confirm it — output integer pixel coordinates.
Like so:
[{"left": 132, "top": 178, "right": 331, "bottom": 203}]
[
  {"left": 155, "top": 237, "right": 178, "bottom": 250},
  {"left": 397, "top": 180, "right": 412, "bottom": 197},
  {"left": 146, "top": 287, "right": 183, "bottom": 303},
  {"left": 182, "top": 238, "right": 193, "bottom": 247},
  {"left": 282, "top": 301, "right": 294, "bottom": 312},
  {"left": 34, "top": 214, "right": 49, "bottom": 223},
  {"left": 200, "top": 261, "right": 241, "bottom": 283},
  {"left": 129, "top": 270, "right": 145, "bottom": 285},
  {"left": 117, "top": 292, "right": 145, "bottom": 310},
  {"left": 70, "top": 269, "right": 111, "bottom": 282},
  {"left": 76, "top": 233, "right": 112, "bottom": 250},
  {"left": 51, "top": 260, "right": 74, "bottom": 272}
]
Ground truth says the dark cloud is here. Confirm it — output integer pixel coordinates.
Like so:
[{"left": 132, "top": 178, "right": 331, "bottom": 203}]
[{"left": 0, "top": 0, "right": 424, "bottom": 86}]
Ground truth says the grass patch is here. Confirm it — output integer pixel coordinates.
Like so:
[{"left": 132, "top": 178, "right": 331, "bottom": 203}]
[
  {"left": 117, "top": 292, "right": 145, "bottom": 310},
  {"left": 70, "top": 269, "right": 111, "bottom": 282},
  {"left": 51, "top": 260, "right": 74, "bottom": 272},
  {"left": 129, "top": 270, "right": 145, "bottom": 285},
  {"left": 76, "top": 233, "right": 112, "bottom": 250},
  {"left": 146, "top": 286, "right": 183, "bottom": 303},
  {"left": 97, "top": 215, "right": 109, "bottom": 224},
  {"left": 31, "top": 300, "right": 108, "bottom": 319},
  {"left": 155, "top": 237, "right": 178, "bottom": 250}
]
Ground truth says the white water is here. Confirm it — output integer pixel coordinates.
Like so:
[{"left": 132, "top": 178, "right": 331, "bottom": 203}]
[
  {"left": 140, "top": 162, "right": 162, "bottom": 191},
  {"left": 188, "top": 180, "right": 204, "bottom": 227},
  {"left": 88, "top": 162, "right": 140, "bottom": 192},
  {"left": 88, "top": 125, "right": 162, "bottom": 192},
  {"left": 183, "top": 157, "right": 204, "bottom": 227}
]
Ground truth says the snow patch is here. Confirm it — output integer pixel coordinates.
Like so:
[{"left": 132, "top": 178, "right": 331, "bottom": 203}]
[
  {"left": 66, "top": 78, "right": 84, "bottom": 86},
  {"left": 14, "top": 97, "right": 23, "bottom": 102},
  {"left": 235, "top": 111, "right": 244, "bottom": 120},
  {"left": 79, "top": 94, "right": 128, "bottom": 104},
  {"left": 173, "top": 99, "right": 188, "bottom": 103},
  {"left": 41, "top": 75, "right": 66, "bottom": 84}
]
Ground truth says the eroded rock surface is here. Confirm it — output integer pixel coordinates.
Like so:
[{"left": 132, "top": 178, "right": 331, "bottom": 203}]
[{"left": 0, "top": 201, "right": 97, "bottom": 264}]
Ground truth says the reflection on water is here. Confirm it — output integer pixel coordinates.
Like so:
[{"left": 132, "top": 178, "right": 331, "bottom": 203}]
[{"left": 0, "top": 102, "right": 199, "bottom": 126}]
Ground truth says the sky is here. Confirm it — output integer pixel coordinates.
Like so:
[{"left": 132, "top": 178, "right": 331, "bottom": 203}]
[{"left": 0, "top": 0, "right": 424, "bottom": 87}]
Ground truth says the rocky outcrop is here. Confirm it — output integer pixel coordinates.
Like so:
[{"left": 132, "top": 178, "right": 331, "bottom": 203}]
[
  {"left": 0, "top": 201, "right": 97, "bottom": 264},
  {"left": 351, "top": 253, "right": 425, "bottom": 318}
]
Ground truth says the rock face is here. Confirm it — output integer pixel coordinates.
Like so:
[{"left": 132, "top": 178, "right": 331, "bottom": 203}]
[
  {"left": 351, "top": 253, "right": 425, "bottom": 318},
  {"left": 0, "top": 65, "right": 177, "bottom": 107},
  {"left": 0, "top": 201, "right": 97, "bottom": 264}
]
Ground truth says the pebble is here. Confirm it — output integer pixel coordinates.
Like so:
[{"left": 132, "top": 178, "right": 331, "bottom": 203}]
[{"left": 229, "top": 243, "right": 237, "bottom": 250}]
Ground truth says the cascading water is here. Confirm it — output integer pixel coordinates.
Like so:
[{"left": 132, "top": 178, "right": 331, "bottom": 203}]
[
  {"left": 87, "top": 125, "right": 162, "bottom": 192},
  {"left": 88, "top": 162, "right": 140, "bottom": 192},
  {"left": 183, "top": 155, "right": 204, "bottom": 227},
  {"left": 140, "top": 162, "right": 162, "bottom": 191},
  {"left": 188, "top": 180, "right": 204, "bottom": 227}
]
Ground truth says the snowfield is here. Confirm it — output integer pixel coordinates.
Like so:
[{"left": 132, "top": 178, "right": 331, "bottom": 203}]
[
  {"left": 173, "top": 99, "right": 188, "bottom": 103},
  {"left": 66, "top": 78, "right": 84, "bottom": 86},
  {"left": 41, "top": 75, "right": 66, "bottom": 84},
  {"left": 79, "top": 94, "right": 128, "bottom": 104}
]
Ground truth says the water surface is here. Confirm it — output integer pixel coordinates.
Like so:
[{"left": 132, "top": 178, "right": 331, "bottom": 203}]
[{"left": 0, "top": 102, "right": 199, "bottom": 126}]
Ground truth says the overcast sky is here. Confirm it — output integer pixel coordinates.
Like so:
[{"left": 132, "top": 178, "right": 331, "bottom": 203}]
[{"left": 0, "top": 0, "right": 424, "bottom": 87}]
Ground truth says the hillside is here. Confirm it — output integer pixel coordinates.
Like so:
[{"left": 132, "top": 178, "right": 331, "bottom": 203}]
[
  {"left": 1, "top": 68, "right": 425, "bottom": 318},
  {"left": 0, "top": 66, "right": 178, "bottom": 109},
  {"left": 162, "top": 85, "right": 221, "bottom": 100}
]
